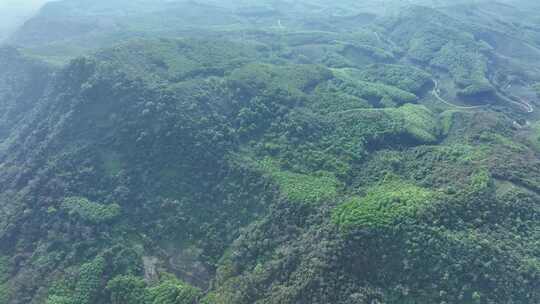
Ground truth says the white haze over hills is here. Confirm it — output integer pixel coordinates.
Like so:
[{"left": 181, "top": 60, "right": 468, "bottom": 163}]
[
  {"left": 0, "top": 0, "right": 538, "bottom": 42},
  {"left": 0, "top": 0, "right": 52, "bottom": 41}
]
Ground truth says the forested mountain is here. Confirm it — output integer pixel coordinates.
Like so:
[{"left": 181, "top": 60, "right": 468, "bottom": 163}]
[{"left": 0, "top": 1, "right": 540, "bottom": 303}]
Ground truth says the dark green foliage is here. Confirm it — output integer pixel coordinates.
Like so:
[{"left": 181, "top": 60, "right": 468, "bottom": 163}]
[
  {"left": 0, "top": 256, "right": 7, "bottom": 282},
  {"left": 340, "top": 43, "right": 395, "bottom": 64},
  {"left": 96, "top": 39, "right": 261, "bottom": 83},
  {"left": 0, "top": 47, "right": 51, "bottom": 144},
  {"left": 457, "top": 80, "right": 494, "bottom": 98},
  {"left": 1, "top": 1, "right": 540, "bottom": 304}
]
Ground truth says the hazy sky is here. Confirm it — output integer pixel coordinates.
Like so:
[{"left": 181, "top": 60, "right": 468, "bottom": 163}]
[
  {"left": 0, "top": 0, "right": 52, "bottom": 40},
  {"left": 0, "top": 0, "right": 50, "bottom": 11}
]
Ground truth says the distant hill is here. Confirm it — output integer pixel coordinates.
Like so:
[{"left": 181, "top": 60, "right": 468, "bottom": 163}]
[{"left": 0, "top": 0, "right": 48, "bottom": 41}]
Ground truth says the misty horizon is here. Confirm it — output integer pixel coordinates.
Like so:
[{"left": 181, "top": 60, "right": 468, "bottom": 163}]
[{"left": 0, "top": 0, "right": 51, "bottom": 40}]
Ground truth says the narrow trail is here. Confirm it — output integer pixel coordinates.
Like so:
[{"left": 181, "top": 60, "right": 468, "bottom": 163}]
[
  {"left": 277, "top": 19, "right": 284, "bottom": 30},
  {"left": 509, "top": 95, "right": 534, "bottom": 113},
  {"left": 168, "top": 255, "right": 209, "bottom": 288},
  {"left": 373, "top": 30, "right": 398, "bottom": 50},
  {"left": 374, "top": 31, "right": 381, "bottom": 43},
  {"left": 494, "top": 83, "right": 534, "bottom": 114},
  {"left": 153, "top": 247, "right": 210, "bottom": 288},
  {"left": 431, "top": 79, "right": 485, "bottom": 110},
  {"left": 356, "top": 32, "right": 534, "bottom": 114}
]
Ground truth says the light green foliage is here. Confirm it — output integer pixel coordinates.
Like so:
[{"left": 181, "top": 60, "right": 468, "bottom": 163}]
[
  {"left": 440, "top": 110, "right": 460, "bottom": 136},
  {"left": 61, "top": 197, "right": 120, "bottom": 223},
  {"left": 353, "top": 64, "right": 432, "bottom": 94},
  {"left": 259, "top": 158, "right": 340, "bottom": 204},
  {"left": 341, "top": 43, "right": 395, "bottom": 63},
  {"left": 533, "top": 83, "right": 540, "bottom": 97},
  {"left": 0, "top": 256, "right": 8, "bottom": 303},
  {"left": 470, "top": 169, "right": 492, "bottom": 192},
  {"left": 310, "top": 85, "right": 372, "bottom": 114},
  {"left": 46, "top": 278, "right": 76, "bottom": 304},
  {"left": 0, "top": 284, "right": 7, "bottom": 302},
  {"left": 333, "top": 68, "right": 418, "bottom": 106},
  {"left": 46, "top": 295, "right": 75, "bottom": 304},
  {"left": 228, "top": 63, "right": 332, "bottom": 97},
  {"left": 390, "top": 104, "right": 440, "bottom": 142},
  {"left": 350, "top": 30, "right": 385, "bottom": 47},
  {"left": 528, "top": 121, "right": 540, "bottom": 150},
  {"left": 146, "top": 274, "right": 202, "bottom": 304},
  {"left": 107, "top": 274, "right": 201, "bottom": 304},
  {"left": 472, "top": 291, "right": 482, "bottom": 304},
  {"left": 107, "top": 275, "right": 148, "bottom": 304},
  {"left": 333, "top": 179, "right": 435, "bottom": 230},
  {"left": 478, "top": 131, "right": 527, "bottom": 152},
  {"left": 434, "top": 144, "right": 488, "bottom": 164},
  {"left": 101, "top": 151, "right": 123, "bottom": 176},
  {"left": 73, "top": 257, "right": 106, "bottom": 304},
  {"left": 0, "top": 256, "right": 7, "bottom": 283},
  {"left": 46, "top": 257, "right": 105, "bottom": 304},
  {"left": 332, "top": 104, "right": 439, "bottom": 146}
]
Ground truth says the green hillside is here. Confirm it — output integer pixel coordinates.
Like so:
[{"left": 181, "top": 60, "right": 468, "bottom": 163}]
[{"left": 0, "top": 1, "right": 539, "bottom": 303}]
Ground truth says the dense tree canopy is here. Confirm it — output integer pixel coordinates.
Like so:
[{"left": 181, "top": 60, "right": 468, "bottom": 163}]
[{"left": 0, "top": 0, "right": 540, "bottom": 303}]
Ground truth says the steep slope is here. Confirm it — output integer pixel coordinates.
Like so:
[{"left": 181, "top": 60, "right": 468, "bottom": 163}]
[{"left": 0, "top": 47, "right": 51, "bottom": 151}]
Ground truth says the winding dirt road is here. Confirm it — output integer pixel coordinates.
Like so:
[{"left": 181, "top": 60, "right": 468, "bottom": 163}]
[
  {"left": 351, "top": 32, "right": 534, "bottom": 114},
  {"left": 431, "top": 79, "right": 485, "bottom": 110},
  {"left": 495, "top": 83, "right": 534, "bottom": 114},
  {"left": 510, "top": 96, "right": 534, "bottom": 113}
]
